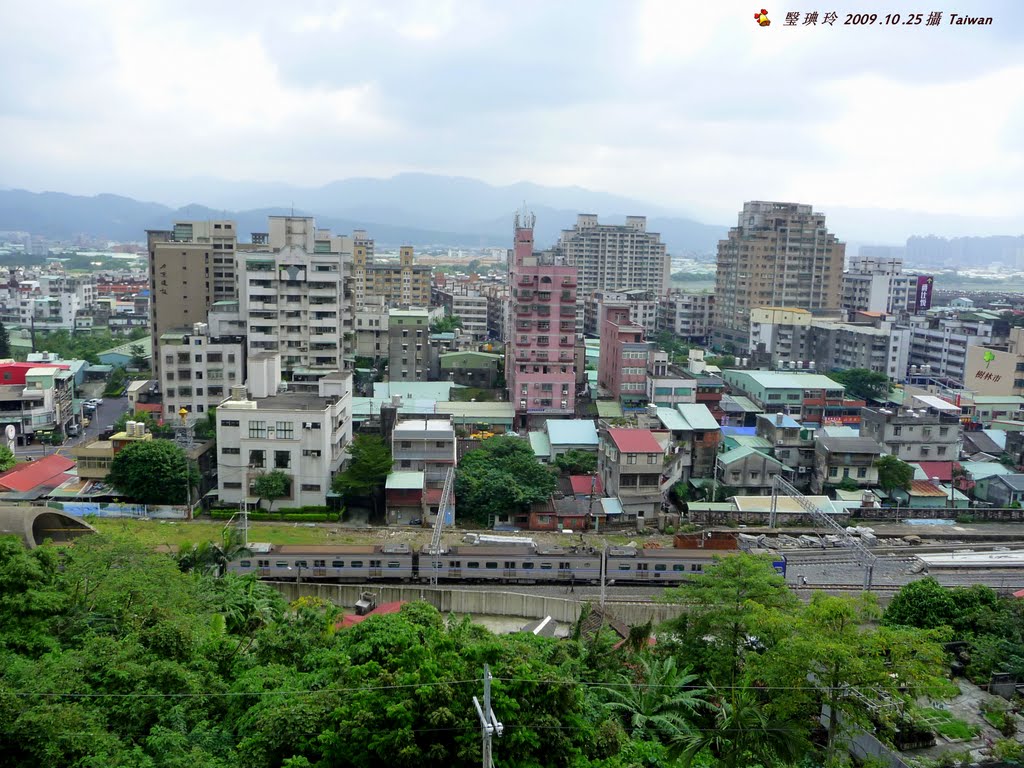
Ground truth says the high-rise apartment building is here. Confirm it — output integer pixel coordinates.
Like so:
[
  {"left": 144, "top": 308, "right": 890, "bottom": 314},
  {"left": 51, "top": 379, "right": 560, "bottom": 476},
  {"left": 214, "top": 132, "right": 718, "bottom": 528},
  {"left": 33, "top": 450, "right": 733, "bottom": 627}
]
[
  {"left": 583, "top": 289, "right": 658, "bottom": 337},
  {"left": 237, "top": 216, "right": 355, "bottom": 383},
  {"left": 712, "top": 201, "right": 845, "bottom": 349},
  {"left": 507, "top": 212, "right": 578, "bottom": 428},
  {"left": 598, "top": 306, "right": 650, "bottom": 409},
  {"left": 353, "top": 244, "right": 430, "bottom": 308},
  {"left": 841, "top": 255, "right": 932, "bottom": 316},
  {"left": 157, "top": 322, "right": 246, "bottom": 419},
  {"left": 387, "top": 308, "right": 433, "bottom": 382},
  {"left": 553, "top": 215, "right": 668, "bottom": 296},
  {"left": 656, "top": 291, "right": 714, "bottom": 343},
  {"left": 147, "top": 220, "right": 240, "bottom": 381}
]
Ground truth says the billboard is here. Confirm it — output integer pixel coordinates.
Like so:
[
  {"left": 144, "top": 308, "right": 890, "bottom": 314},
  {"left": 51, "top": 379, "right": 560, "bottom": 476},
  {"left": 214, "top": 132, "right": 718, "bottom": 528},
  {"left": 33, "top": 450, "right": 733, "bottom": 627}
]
[{"left": 914, "top": 275, "right": 934, "bottom": 312}]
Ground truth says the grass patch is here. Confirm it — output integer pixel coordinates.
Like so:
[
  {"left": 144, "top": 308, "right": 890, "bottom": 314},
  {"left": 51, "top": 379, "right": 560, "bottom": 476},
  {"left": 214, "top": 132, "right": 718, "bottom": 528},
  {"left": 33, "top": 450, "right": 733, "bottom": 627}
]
[
  {"left": 90, "top": 518, "right": 355, "bottom": 548},
  {"left": 915, "top": 708, "right": 980, "bottom": 741}
]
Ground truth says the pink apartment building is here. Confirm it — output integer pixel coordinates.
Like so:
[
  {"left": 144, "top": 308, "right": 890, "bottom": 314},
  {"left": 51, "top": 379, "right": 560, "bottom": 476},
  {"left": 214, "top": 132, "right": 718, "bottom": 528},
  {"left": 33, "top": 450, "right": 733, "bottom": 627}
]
[
  {"left": 599, "top": 306, "right": 649, "bottom": 409},
  {"left": 507, "top": 211, "right": 578, "bottom": 428}
]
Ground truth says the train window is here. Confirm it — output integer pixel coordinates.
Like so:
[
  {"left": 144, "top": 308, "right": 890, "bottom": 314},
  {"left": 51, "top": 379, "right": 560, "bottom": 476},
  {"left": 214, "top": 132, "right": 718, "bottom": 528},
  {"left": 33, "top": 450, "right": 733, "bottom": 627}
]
[
  {"left": 351, "top": 560, "right": 364, "bottom": 568},
  {"left": 617, "top": 564, "right": 631, "bottom": 571},
  {"left": 370, "top": 560, "right": 381, "bottom": 568},
  {"left": 238, "top": 560, "right": 251, "bottom": 568},
  {"left": 332, "top": 561, "right": 345, "bottom": 568},
  {"left": 485, "top": 562, "right": 498, "bottom": 569},
  {"left": 314, "top": 560, "right": 326, "bottom": 568},
  {"left": 673, "top": 564, "right": 685, "bottom": 572},
  {"left": 655, "top": 564, "right": 667, "bottom": 572},
  {"left": 690, "top": 564, "right": 703, "bottom": 571},
  {"left": 276, "top": 561, "right": 288, "bottom": 568},
  {"left": 467, "top": 562, "right": 480, "bottom": 569},
  {"left": 295, "top": 560, "right": 308, "bottom": 568},
  {"left": 504, "top": 561, "right": 516, "bottom": 569},
  {"left": 583, "top": 562, "right": 592, "bottom": 568},
  {"left": 637, "top": 563, "right": 648, "bottom": 571},
  {"left": 522, "top": 562, "right": 535, "bottom": 569},
  {"left": 540, "top": 562, "right": 553, "bottom": 570},
  {"left": 258, "top": 560, "right": 269, "bottom": 567},
  {"left": 387, "top": 561, "right": 401, "bottom": 568},
  {"left": 449, "top": 561, "right": 461, "bottom": 568},
  {"left": 559, "top": 561, "right": 570, "bottom": 569}
]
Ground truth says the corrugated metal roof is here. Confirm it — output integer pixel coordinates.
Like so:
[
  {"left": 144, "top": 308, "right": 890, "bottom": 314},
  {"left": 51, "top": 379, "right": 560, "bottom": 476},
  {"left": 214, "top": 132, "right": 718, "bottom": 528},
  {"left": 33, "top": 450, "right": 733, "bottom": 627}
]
[
  {"left": 570, "top": 475, "right": 604, "bottom": 495},
  {"left": 732, "top": 371, "right": 844, "bottom": 390},
  {"left": 757, "top": 412, "right": 802, "bottom": 429},
  {"left": 528, "top": 431, "right": 551, "bottom": 458},
  {"left": 546, "top": 419, "right": 599, "bottom": 446},
  {"left": 608, "top": 428, "right": 662, "bottom": 453},
  {"left": 717, "top": 445, "right": 788, "bottom": 469},
  {"left": 599, "top": 497, "right": 623, "bottom": 516},
  {"left": 0, "top": 455, "right": 76, "bottom": 492},
  {"left": 676, "top": 403, "right": 720, "bottom": 432},
  {"left": 595, "top": 401, "right": 623, "bottom": 418},
  {"left": 656, "top": 407, "right": 688, "bottom": 431},
  {"left": 960, "top": 461, "right": 1011, "bottom": 480},
  {"left": 908, "top": 480, "right": 947, "bottom": 497}
]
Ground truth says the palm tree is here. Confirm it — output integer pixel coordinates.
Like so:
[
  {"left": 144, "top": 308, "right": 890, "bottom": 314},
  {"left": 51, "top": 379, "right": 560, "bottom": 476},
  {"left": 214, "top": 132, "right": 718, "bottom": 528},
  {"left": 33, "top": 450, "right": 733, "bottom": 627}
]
[
  {"left": 599, "top": 655, "right": 706, "bottom": 743},
  {"left": 176, "top": 529, "right": 250, "bottom": 577},
  {"left": 673, "top": 686, "right": 804, "bottom": 768}
]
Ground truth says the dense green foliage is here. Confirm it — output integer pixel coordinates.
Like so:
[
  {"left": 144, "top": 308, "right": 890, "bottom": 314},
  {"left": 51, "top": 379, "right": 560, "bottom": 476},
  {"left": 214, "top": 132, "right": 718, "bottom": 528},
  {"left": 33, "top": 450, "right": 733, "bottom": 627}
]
[
  {"left": 875, "top": 454, "right": 915, "bottom": 494},
  {"left": 33, "top": 328, "right": 148, "bottom": 364},
  {"left": 455, "top": 436, "right": 558, "bottom": 524},
  {"left": 108, "top": 440, "right": 199, "bottom": 504},
  {"left": 0, "top": 444, "right": 15, "bottom": 472},
  {"left": 0, "top": 319, "right": 10, "bottom": 358},
  {"left": 553, "top": 449, "right": 598, "bottom": 476},
  {"left": 884, "top": 577, "right": 1024, "bottom": 681},
  {"left": 115, "top": 409, "right": 175, "bottom": 438},
  {"left": 653, "top": 331, "right": 690, "bottom": 364},
  {"left": 331, "top": 435, "right": 393, "bottom": 517},
  {"left": 430, "top": 314, "right": 462, "bottom": 334},
  {"left": 830, "top": 368, "right": 892, "bottom": 402}
]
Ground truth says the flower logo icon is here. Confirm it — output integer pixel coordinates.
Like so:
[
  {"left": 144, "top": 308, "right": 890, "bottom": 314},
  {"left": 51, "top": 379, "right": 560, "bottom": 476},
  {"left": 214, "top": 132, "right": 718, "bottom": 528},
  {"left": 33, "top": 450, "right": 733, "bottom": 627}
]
[
  {"left": 984, "top": 350, "right": 996, "bottom": 368},
  {"left": 754, "top": 8, "right": 771, "bottom": 26}
]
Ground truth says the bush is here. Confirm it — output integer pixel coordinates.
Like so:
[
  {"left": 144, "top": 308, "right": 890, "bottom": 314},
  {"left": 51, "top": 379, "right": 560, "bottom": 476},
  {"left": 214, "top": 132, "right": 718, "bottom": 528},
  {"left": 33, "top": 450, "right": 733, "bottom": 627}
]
[{"left": 205, "top": 508, "right": 338, "bottom": 522}]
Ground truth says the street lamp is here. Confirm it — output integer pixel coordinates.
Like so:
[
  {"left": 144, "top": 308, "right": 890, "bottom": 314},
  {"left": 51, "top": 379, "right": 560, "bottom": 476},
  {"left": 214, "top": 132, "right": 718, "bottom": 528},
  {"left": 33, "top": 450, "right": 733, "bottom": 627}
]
[{"left": 178, "top": 407, "right": 191, "bottom": 512}]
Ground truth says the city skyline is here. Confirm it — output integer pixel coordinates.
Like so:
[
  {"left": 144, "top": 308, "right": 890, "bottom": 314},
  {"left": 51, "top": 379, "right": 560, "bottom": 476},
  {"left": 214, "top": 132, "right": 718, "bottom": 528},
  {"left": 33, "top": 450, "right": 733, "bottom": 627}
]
[{"left": 1, "top": 0, "right": 1021, "bottom": 229}]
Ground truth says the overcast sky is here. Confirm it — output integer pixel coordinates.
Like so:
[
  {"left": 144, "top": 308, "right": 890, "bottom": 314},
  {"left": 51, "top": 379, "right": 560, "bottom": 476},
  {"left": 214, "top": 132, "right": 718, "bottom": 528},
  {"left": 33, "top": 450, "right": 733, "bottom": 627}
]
[{"left": 1, "top": 0, "right": 1020, "bottom": 222}]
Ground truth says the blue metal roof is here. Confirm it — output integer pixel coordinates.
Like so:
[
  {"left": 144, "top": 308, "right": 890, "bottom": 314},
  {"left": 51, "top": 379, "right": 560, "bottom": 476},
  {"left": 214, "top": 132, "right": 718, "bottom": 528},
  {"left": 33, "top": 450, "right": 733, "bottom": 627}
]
[{"left": 546, "top": 419, "right": 599, "bottom": 446}]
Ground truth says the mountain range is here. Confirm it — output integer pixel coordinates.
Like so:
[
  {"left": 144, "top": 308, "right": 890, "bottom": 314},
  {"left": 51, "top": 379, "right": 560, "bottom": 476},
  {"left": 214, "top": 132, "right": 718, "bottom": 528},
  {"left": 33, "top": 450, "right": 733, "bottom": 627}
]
[{"left": 1, "top": 173, "right": 1021, "bottom": 255}]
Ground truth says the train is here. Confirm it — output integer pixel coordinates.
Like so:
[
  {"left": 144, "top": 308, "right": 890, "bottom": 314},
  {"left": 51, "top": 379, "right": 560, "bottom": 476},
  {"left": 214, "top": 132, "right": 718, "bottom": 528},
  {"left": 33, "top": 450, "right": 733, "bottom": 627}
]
[{"left": 228, "top": 541, "right": 787, "bottom": 586}]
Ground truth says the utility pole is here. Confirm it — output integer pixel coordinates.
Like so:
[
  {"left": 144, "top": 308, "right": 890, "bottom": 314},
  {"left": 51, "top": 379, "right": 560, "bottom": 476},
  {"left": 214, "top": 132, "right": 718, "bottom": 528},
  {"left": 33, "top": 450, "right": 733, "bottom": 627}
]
[
  {"left": 599, "top": 542, "right": 607, "bottom": 609},
  {"left": 174, "top": 407, "right": 194, "bottom": 516},
  {"left": 473, "top": 664, "right": 503, "bottom": 768}
]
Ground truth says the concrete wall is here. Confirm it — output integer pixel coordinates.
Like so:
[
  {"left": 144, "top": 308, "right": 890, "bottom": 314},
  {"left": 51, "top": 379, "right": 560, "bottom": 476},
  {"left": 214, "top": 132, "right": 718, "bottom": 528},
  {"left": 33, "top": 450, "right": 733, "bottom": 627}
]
[{"left": 265, "top": 581, "right": 686, "bottom": 627}]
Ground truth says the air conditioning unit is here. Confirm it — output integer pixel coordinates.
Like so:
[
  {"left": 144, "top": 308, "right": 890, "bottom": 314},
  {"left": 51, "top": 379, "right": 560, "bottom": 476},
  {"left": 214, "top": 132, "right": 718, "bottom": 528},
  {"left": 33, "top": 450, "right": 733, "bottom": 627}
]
[
  {"left": 797, "top": 466, "right": 808, "bottom": 473},
  {"left": 302, "top": 422, "right": 313, "bottom": 429}
]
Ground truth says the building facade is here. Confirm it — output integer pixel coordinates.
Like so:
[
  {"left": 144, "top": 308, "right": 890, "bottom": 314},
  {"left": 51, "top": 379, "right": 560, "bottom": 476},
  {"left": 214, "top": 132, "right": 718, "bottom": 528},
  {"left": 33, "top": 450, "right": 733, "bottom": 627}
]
[
  {"left": 841, "top": 255, "right": 929, "bottom": 315},
  {"left": 157, "top": 322, "right": 246, "bottom": 418},
  {"left": 238, "top": 216, "right": 355, "bottom": 381},
  {"left": 860, "top": 405, "right": 961, "bottom": 463},
  {"left": 598, "top": 427, "right": 665, "bottom": 520},
  {"left": 598, "top": 306, "right": 649, "bottom": 408},
  {"left": 656, "top": 292, "right": 714, "bottom": 343},
  {"left": 353, "top": 244, "right": 431, "bottom": 308},
  {"left": 712, "top": 201, "right": 845, "bottom": 349},
  {"left": 387, "top": 309, "right": 433, "bottom": 382},
  {"left": 584, "top": 289, "right": 659, "bottom": 338},
  {"left": 507, "top": 212, "right": 578, "bottom": 427}
]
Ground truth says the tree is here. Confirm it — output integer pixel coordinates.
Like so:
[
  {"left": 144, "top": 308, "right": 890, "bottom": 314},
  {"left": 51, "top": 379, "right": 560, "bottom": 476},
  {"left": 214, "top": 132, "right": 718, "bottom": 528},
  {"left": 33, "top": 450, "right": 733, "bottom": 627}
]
[
  {"left": 836, "top": 476, "right": 861, "bottom": 492},
  {"left": 654, "top": 331, "right": 689, "bottom": 364},
  {"left": 0, "top": 319, "right": 10, "bottom": 358},
  {"left": 129, "top": 343, "right": 148, "bottom": 370},
  {"left": 107, "top": 439, "right": 198, "bottom": 504},
  {"left": 875, "top": 454, "right": 914, "bottom": 494},
  {"left": 831, "top": 368, "right": 892, "bottom": 401},
  {"left": 178, "top": 529, "right": 252, "bottom": 577},
  {"left": 455, "top": 435, "right": 557, "bottom": 524},
  {"left": 252, "top": 470, "right": 290, "bottom": 512},
  {"left": 553, "top": 449, "right": 597, "bottom": 475},
  {"left": 599, "top": 655, "right": 706, "bottom": 744},
  {"left": 113, "top": 409, "right": 174, "bottom": 438},
  {"left": 0, "top": 444, "right": 15, "bottom": 472},
  {"left": 104, "top": 365, "right": 128, "bottom": 396},
  {"left": 331, "top": 434, "right": 392, "bottom": 517},
  {"left": 430, "top": 314, "right": 462, "bottom": 334}
]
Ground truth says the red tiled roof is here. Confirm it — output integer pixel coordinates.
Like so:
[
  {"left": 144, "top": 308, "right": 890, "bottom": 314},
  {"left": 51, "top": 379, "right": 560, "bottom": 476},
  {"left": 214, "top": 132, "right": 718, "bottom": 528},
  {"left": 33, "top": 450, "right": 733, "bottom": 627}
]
[
  {"left": 607, "top": 428, "right": 662, "bottom": 454},
  {"left": 336, "top": 601, "right": 406, "bottom": 629},
  {"left": 570, "top": 475, "right": 604, "bottom": 496},
  {"left": 0, "top": 455, "right": 76, "bottom": 492},
  {"left": 917, "top": 461, "right": 956, "bottom": 482}
]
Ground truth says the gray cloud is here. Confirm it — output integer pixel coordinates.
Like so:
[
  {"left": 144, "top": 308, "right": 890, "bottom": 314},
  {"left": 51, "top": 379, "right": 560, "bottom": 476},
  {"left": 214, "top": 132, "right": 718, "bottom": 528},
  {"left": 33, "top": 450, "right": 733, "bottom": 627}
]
[{"left": 0, "top": 0, "right": 1021, "bottom": 223}]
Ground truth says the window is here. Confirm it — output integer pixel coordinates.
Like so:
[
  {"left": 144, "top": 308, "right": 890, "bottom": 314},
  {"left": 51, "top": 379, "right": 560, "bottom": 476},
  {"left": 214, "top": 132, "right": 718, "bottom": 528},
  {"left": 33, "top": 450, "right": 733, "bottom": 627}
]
[
  {"left": 275, "top": 421, "right": 294, "bottom": 439},
  {"left": 647, "top": 454, "right": 657, "bottom": 464},
  {"left": 238, "top": 560, "right": 251, "bottom": 568},
  {"left": 249, "top": 450, "right": 265, "bottom": 468},
  {"left": 829, "top": 467, "right": 838, "bottom": 477},
  {"left": 302, "top": 449, "right": 322, "bottom": 458},
  {"left": 249, "top": 420, "right": 267, "bottom": 438},
  {"left": 331, "top": 560, "right": 345, "bottom": 568},
  {"left": 467, "top": 561, "right": 480, "bottom": 569},
  {"left": 627, "top": 453, "right": 637, "bottom": 464},
  {"left": 221, "top": 419, "right": 239, "bottom": 427},
  {"left": 655, "top": 564, "right": 667, "bottom": 572},
  {"left": 937, "top": 446, "right": 947, "bottom": 456},
  {"left": 300, "top": 483, "right": 320, "bottom": 491},
  {"left": 221, "top": 447, "right": 240, "bottom": 455},
  {"left": 224, "top": 482, "right": 242, "bottom": 489},
  {"left": 857, "top": 467, "right": 867, "bottom": 478},
  {"left": 485, "top": 562, "right": 498, "bottom": 569}
]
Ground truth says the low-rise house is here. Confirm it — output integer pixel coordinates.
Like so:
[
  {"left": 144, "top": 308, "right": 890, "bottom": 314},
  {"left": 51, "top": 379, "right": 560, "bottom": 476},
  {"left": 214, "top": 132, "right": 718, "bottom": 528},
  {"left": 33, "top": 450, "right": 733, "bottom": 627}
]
[
  {"left": 860, "top": 405, "right": 960, "bottom": 464},
  {"left": 438, "top": 351, "right": 502, "bottom": 389},
  {"left": 598, "top": 428, "right": 664, "bottom": 521},
  {"left": 546, "top": 419, "right": 600, "bottom": 461},
  {"left": 812, "top": 435, "right": 885, "bottom": 494},
  {"left": 755, "top": 413, "right": 816, "bottom": 489},
  {"left": 717, "top": 446, "right": 792, "bottom": 496},
  {"left": 975, "top": 473, "right": 1024, "bottom": 507}
]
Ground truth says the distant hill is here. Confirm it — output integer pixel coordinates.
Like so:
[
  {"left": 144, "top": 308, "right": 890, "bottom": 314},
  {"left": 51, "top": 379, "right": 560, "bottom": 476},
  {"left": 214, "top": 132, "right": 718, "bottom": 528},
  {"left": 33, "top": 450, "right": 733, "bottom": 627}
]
[{"left": 0, "top": 175, "right": 728, "bottom": 253}]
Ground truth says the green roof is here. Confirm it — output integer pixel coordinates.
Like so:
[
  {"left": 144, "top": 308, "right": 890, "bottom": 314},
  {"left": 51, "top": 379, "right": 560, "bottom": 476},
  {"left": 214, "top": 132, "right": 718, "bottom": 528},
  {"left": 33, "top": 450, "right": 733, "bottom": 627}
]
[
  {"left": 596, "top": 400, "right": 623, "bottom": 418},
  {"left": 529, "top": 431, "right": 551, "bottom": 458},
  {"left": 717, "top": 445, "right": 790, "bottom": 470},
  {"left": 386, "top": 471, "right": 425, "bottom": 490},
  {"left": 726, "top": 435, "right": 772, "bottom": 450},
  {"left": 98, "top": 336, "right": 152, "bottom": 359},
  {"left": 656, "top": 407, "right": 688, "bottom": 431},
  {"left": 677, "top": 403, "right": 721, "bottom": 431},
  {"left": 439, "top": 351, "right": 502, "bottom": 368}
]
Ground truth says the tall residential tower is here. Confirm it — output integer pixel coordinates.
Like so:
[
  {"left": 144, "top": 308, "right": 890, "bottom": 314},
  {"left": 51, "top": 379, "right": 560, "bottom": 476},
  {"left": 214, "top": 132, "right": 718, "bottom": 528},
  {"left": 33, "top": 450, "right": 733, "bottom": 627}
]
[
  {"left": 712, "top": 201, "right": 845, "bottom": 349},
  {"left": 507, "top": 212, "right": 578, "bottom": 428}
]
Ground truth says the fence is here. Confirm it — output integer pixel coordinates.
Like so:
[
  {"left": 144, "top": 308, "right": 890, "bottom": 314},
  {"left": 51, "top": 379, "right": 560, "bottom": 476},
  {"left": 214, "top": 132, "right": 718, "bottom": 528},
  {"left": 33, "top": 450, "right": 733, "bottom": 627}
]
[
  {"left": 265, "top": 581, "right": 686, "bottom": 628},
  {"left": 45, "top": 501, "right": 192, "bottom": 520}
]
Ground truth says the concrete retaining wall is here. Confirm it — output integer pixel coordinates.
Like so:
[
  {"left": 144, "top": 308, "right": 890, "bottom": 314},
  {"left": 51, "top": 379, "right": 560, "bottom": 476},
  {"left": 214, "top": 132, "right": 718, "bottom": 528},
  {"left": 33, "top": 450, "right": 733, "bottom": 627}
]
[{"left": 265, "top": 581, "right": 686, "bottom": 628}]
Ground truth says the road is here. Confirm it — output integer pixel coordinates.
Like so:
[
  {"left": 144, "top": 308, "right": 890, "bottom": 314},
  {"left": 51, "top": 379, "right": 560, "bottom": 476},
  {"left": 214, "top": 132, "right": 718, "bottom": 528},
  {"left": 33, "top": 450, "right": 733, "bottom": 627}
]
[{"left": 13, "top": 395, "right": 132, "bottom": 460}]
